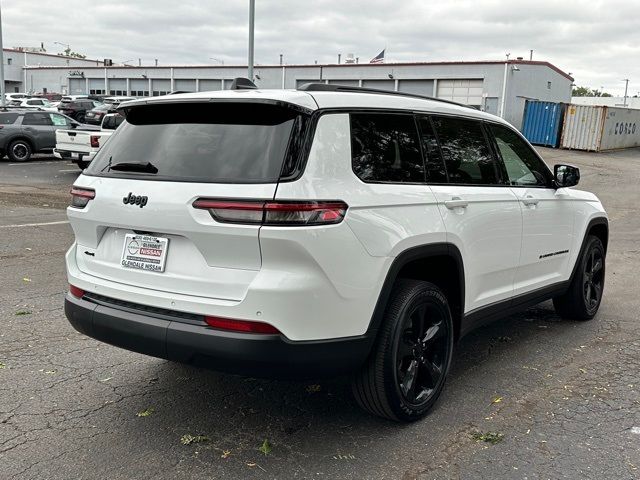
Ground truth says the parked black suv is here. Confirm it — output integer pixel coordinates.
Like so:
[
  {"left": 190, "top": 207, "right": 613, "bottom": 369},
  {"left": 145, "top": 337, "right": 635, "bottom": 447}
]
[
  {"left": 0, "top": 110, "right": 84, "bottom": 162},
  {"left": 58, "top": 100, "right": 101, "bottom": 123}
]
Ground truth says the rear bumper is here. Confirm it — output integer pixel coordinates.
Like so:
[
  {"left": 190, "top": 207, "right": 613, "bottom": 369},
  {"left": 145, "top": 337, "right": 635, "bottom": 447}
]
[
  {"left": 64, "top": 293, "right": 373, "bottom": 378},
  {"left": 54, "top": 149, "right": 95, "bottom": 164}
]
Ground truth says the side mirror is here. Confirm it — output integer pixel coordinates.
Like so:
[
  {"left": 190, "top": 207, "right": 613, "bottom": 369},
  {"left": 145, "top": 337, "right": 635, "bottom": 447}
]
[
  {"left": 70, "top": 121, "right": 80, "bottom": 129},
  {"left": 554, "top": 164, "right": 580, "bottom": 188}
]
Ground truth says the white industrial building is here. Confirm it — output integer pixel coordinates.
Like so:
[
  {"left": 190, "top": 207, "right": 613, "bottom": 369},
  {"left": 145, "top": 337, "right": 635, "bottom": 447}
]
[{"left": 3, "top": 49, "right": 573, "bottom": 129}]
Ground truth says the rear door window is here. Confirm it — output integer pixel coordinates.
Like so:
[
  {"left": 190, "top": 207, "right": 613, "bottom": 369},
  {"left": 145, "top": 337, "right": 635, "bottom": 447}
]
[
  {"left": 0, "top": 113, "right": 19, "bottom": 124},
  {"left": 85, "top": 102, "right": 305, "bottom": 183},
  {"left": 350, "top": 113, "right": 425, "bottom": 183},
  {"left": 23, "top": 112, "right": 53, "bottom": 126},
  {"left": 431, "top": 116, "right": 500, "bottom": 185}
]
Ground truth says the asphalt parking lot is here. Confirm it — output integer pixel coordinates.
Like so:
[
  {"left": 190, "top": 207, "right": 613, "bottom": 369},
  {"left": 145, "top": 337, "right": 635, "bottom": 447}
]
[{"left": 1, "top": 148, "right": 639, "bottom": 480}]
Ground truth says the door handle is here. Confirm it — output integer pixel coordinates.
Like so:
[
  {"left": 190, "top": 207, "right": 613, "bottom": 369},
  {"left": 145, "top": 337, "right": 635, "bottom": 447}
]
[
  {"left": 444, "top": 197, "right": 469, "bottom": 209},
  {"left": 521, "top": 195, "right": 539, "bottom": 206}
]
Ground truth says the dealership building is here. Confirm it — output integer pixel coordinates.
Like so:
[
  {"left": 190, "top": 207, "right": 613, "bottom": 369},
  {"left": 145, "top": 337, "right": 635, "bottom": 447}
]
[{"left": 3, "top": 49, "right": 573, "bottom": 129}]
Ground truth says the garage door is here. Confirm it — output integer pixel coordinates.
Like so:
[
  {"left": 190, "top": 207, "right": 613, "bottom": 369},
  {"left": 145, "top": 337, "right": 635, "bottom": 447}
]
[
  {"left": 437, "top": 79, "right": 483, "bottom": 106},
  {"left": 199, "top": 79, "right": 223, "bottom": 91},
  {"left": 68, "top": 78, "right": 86, "bottom": 95},
  {"left": 108, "top": 79, "right": 127, "bottom": 96},
  {"left": 362, "top": 80, "right": 395, "bottom": 91},
  {"left": 327, "top": 80, "right": 359, "bottom": 87},
  {"left": 130, "top": 79, "right": 149, "bottom": 97},
  {"left": 151, "top": 79, "right": 171, "bottom": 96},
  {"left": 174, "top": 79, "right": 196, "bottom": 92},
  {"left": 88, "top": 78, "right": 106, "bottom": 95},
  {"left": 398, "top": 80, "right": 434, "bottom": 96}
]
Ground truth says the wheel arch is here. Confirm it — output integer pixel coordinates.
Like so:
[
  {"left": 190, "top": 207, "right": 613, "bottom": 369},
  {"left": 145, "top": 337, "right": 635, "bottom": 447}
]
[
  {"left": 366, "top": 243, "right": 466, "bottom": 342},
  {"left": 7, "top": 136, "right": 35, "bottom": 151},
  {"left": 568, "top": 216, "right": 609, "bottom": 286}
]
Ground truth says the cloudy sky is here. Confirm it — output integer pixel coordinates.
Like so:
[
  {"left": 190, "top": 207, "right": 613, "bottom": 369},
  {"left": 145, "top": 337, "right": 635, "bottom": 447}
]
[{"left": 4, "top": 0, "right": 639, "bottom": 95}]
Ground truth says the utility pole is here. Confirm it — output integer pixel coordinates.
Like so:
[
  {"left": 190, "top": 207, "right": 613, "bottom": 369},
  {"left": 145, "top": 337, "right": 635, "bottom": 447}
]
[
  {"left": 279, "top": 53, "right": 283, "bottom": 66},
  {"left": 0, "top": 3, "right": 5, "bottom": 107},
  {"left": 622, "top": 79, "right": 629, "bottom": 107},
  {"left": 248, "top": 0, "right": 255, "bottom": 81},
  {"left": 529, "top": 49, "right": 533, "bottom": 61},
  {"left": 499, "top": 53, "right": 510, "bottom": 118}
]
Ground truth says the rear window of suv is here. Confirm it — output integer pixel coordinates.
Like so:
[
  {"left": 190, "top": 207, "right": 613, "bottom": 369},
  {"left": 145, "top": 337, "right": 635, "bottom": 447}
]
[
  {"left": 0, "top": 113, "right": 19, "bottom": 124},
  {"left": 85, "top": 102, "right": 306, "bottom": 183}
]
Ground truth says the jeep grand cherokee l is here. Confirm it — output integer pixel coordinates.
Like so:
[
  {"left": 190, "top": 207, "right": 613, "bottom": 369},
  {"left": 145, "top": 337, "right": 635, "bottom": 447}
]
[{"left": 64, "top": 82, "right": 608, "bottom": 421}]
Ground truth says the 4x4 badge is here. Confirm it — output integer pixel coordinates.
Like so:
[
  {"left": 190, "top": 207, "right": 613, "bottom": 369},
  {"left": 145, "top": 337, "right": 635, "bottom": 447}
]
[{"left": 123, "top": 192, "right": 148, "bottom": 208}]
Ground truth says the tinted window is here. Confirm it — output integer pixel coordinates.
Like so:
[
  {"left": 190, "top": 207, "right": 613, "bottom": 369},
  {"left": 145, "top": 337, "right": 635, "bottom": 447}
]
[
  {"left": 50, "top": 113, "right": 72, "bottom": 126},
  {"left": 23, "top": 113, "right": 53, "bottom": 126},
  {"left": 417, "top": 117, "right": 448, "bottom": 183},
  {"left": 490, "top": 124, "right": 551, "bottom": 186},
  {"left": 86, "top": 103, "right": 302, "bottom": 183},
  {"left": 0, "top": 113, "right": 19, "bottom": 124},
  {"left": 351, "top": 113, "right": 424, "bottom": 183},
  {"left": 432, "top": 117, "right": 499, "bottom": 185},
  {"left": 102, "top": 115, "right": 124, "bottom": 130}
]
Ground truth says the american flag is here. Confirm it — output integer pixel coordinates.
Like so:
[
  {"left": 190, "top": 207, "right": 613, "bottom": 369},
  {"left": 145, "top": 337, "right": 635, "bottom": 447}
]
[{"left": 370, "top": 49, "right": 385, "bottom": 64}]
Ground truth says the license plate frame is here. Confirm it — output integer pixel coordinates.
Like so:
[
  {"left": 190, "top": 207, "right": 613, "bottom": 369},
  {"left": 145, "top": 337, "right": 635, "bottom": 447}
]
[{"left": 121, "top": 233, "right": 169, "bottom": 272}]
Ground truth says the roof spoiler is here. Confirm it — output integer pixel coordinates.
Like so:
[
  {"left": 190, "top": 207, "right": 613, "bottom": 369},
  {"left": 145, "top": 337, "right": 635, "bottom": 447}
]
[{"left": 229, "top": 77, "right": 258, "bottom": 90}]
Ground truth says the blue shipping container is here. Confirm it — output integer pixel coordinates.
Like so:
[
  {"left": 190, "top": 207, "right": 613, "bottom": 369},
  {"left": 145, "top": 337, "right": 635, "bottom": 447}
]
[{"left": 521, "top": 100, "right": 565, "bottom": 148}]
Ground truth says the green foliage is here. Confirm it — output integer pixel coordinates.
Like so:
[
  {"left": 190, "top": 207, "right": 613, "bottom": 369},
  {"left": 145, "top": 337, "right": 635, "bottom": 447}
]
[
  {"left": 572, "top": 86, "right": 612, "bottom": 97},
  {"left": 180, "top": 434, "right": 209, "bottom": 445},
  {"left": 258, "top": 439, "right": 272, "bottom": 455}
]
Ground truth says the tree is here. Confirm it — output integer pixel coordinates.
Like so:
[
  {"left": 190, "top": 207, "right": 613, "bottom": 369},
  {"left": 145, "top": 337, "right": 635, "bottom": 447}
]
[
  {"left": 572, "top": 86, "right": 613, "bottom": 97},
  {"left": 56, "top": 47, "right": 87, "bottom": 59}
]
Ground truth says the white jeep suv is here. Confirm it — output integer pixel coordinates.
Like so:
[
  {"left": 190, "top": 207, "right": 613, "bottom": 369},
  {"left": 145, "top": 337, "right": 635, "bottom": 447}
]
[{"left": 65, "top": 81, "right": 608, "bottom": 421}]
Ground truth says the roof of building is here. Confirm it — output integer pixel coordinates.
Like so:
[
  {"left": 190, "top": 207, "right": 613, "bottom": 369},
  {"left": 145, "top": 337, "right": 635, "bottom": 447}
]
[
  {"left": 18, "top": 58, "right": 573, "bottom": 81},
  {"left": 3, "top": 48, "right": 100, "bottom": 64}
]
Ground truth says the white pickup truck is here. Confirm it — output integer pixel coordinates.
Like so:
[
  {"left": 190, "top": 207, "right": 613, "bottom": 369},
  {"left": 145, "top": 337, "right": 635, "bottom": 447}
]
[{"left": 54, "top": 113, "right": 124, "bottom": 169}]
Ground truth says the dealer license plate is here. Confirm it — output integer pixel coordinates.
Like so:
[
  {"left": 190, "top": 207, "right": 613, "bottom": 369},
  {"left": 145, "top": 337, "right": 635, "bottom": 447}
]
[{"left": 121, "top": 234, "right": 169, "bottom": 272}]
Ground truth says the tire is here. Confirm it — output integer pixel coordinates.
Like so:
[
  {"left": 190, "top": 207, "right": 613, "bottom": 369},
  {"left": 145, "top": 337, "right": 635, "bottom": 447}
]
[
  {"left": 553, "top": 235, "right": 605, "bottom": 321},
  {"left": 77, "top": 160, "right": 90, "bottom": 170},
  {"left": 352, "top": 279, "right": 454, "bottom": 422},
  {"left": 76, "top": 113, "right": 86, "bottom": 123},
  {"left": 7, "top": 140, "right": 32, "bottom": 162}
]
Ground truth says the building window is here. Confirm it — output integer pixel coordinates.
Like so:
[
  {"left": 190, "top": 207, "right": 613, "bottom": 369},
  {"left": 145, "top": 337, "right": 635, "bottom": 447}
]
[
  {"left": 547, "top": 81, "right": 552, "bottom": 89},
  {"left": 110, "top": 90, "right": 116, "bottom": 95}
]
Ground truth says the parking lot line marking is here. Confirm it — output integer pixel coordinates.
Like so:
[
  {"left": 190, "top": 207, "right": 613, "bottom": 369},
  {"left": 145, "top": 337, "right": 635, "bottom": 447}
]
[
  {"left": 0, "top": 220, "right": 69, "bottom": 229},
  {"left": 8, "top": 161, "right": 60, "bottom": 166},
  {"left": 59, "top": 169, "right": 80, "bottom": 173}
]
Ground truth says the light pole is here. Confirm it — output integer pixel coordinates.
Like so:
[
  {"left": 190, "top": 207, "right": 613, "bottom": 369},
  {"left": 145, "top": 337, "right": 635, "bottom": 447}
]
[
  {"left": 499, "top": 53, "right": 511, "bottom": 118},
  {"left": 54, "top": 41, "right": 70, "bottom": 53},
  {"left": 248, "top": 0, "right": 256, "bottom": 82},
  {"left": 248, "top": 0, "right": 255, "bottom": 81},
  {"left": 0, "top": 3, "right": 5, "bottom": 107},
  {"left": 622, "top": 79, "right": 629, "bottom": 107}
]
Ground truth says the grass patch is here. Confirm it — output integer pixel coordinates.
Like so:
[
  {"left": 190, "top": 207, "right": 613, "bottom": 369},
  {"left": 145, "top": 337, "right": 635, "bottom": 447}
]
[{"left": 180, "top": 434, "right": 209, "bottom": 445}]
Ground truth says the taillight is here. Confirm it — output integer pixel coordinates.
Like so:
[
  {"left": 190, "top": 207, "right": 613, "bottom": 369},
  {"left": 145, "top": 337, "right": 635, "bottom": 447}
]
[
  {"left": 69, "top": 284, "right": 85, "bottom": 298},
  {"left": 192, "top": 199, "right": 348, "bottom": 226},
  {"left": 70, "top": 187, "right": 95, "bottom": 208},
  {"left": 204, "top": 316, "right": 281, "bottom": 334},
  {"left": 90, "top": 136, "right": 100, "bottom": 148}
]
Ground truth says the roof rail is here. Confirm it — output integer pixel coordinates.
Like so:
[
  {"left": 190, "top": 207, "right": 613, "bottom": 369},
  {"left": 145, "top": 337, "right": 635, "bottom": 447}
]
[{"left": 297, "top": 83, "right": 473, "bottom": 109}]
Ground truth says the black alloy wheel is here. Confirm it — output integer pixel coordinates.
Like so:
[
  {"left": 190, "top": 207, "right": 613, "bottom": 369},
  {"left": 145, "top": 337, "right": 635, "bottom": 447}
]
[
  {"left": 582, "top": 243, "right": 604, "bottom": 315},
  {"left": 7, "top": 140, "right": 32, "bottom": 162},
  {"left": 396, "top": 302, "right": 449, "bottom": 406},
  {"left": 554, "top": 235, "right": 605, "bottom": 321},
  {"left": 352, "top": 280, "right": 454, "bottom": 421}
]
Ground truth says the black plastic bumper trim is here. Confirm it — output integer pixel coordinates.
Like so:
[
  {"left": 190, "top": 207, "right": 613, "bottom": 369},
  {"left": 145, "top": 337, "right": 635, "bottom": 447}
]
[{"left": 64, "top": 294, "right": 372, "bottom": 379}]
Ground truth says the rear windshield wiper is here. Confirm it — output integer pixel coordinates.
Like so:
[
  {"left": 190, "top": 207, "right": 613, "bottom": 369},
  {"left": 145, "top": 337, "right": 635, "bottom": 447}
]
[{"left": 108, "top": 162, "right": 158, "bottom": 174}]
